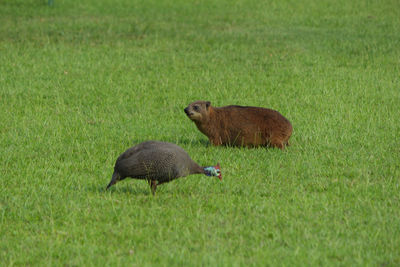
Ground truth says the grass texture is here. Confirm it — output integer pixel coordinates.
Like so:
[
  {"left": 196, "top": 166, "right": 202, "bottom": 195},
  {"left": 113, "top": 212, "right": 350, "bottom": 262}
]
[{"left": 1, "top": 0, "right": 399, "bottom": 265}]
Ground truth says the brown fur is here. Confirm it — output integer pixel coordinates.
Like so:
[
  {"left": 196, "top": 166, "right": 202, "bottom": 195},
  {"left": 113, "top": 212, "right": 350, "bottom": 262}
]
[{"left": 184, "top": 101, "right": 293, "bottom": 149}]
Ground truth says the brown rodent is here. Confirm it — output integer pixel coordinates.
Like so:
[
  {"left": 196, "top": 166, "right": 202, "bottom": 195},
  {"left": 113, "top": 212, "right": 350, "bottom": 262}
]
[{"left": 184, "top": 101, "right": 292, "bottom": 149}]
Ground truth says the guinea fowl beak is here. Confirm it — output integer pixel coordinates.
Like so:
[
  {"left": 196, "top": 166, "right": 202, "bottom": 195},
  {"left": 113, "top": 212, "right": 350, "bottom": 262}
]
[
  {"left": 216, "top": 163, "right": 222, "bottom": 181},
  {"left": 106, "top": 180, "right": 115, "bottom": 190}
]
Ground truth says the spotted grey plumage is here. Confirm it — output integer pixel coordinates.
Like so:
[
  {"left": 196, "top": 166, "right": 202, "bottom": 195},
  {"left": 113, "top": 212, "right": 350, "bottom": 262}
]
[{"left": 107, "top": 141, "right": 222, "bottom": 194}]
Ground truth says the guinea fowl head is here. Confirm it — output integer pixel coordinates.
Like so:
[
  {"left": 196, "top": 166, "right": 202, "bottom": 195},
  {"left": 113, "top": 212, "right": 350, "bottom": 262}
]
[{"left": 203, "top": 163, "right": 222, "bottom": 180}]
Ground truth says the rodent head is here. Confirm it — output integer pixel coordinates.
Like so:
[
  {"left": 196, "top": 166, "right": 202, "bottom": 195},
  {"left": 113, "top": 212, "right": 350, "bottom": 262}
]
[{"left": 184, "top": 101, "right": 211, "bottom": 122}]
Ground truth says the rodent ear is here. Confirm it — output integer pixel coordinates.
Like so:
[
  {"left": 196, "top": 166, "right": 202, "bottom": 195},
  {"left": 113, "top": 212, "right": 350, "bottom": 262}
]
[{"left": 206, "top": 101, "right": 211, "bottom": 109}]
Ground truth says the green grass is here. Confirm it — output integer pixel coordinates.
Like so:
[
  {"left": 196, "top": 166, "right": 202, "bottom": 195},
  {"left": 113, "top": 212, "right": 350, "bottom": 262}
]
[{"left": 1, "top": 0, "right": 400, "bottom": 265}]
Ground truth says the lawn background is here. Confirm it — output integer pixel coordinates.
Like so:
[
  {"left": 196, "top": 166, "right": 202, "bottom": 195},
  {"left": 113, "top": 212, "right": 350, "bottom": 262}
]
[{"left": 0, "top": 0, "right": 399, "bottom": 265}]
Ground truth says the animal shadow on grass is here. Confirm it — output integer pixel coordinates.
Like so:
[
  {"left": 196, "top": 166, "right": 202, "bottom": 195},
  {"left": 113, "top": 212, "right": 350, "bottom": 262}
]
[
  {"left": 174, "top": 138, "right": 210, "bottom": 147},
  {"left": 122, "top": 138, "right": 210, "bottom": 148},
  {"left": 88, "top": 183, "right": 151, "bottom": 196}
]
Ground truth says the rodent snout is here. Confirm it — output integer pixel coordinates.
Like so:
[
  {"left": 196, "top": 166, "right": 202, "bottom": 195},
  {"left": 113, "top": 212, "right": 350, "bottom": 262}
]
[{"left": 184, "top": 107, "right": 191, "bottom": 116}]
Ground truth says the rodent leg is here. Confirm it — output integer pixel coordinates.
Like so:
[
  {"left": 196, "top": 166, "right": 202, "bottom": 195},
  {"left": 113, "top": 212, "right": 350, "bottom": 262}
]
[
  {"left": 209, "top": 137, "right": 223, "bottom": 146},
  {"left": 269, "top": 136, "right": 285, "bottom": 150}
]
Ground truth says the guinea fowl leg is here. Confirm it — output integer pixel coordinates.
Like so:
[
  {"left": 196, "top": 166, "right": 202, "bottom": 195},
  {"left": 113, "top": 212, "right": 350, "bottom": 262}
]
[{"left": 150, "top": 180, "right": 157, "bottom": 195}]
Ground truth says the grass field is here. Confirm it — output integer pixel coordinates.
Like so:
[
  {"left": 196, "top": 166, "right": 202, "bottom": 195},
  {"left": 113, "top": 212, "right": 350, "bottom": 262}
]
[{"left": 1, "top": 0, "right": 400, "bottom": 265}]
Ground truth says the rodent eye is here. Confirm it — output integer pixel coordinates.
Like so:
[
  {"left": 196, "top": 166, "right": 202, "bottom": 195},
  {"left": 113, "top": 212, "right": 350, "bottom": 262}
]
[{"left": 194, "top": 105, "right": 199, "bottom": 111}]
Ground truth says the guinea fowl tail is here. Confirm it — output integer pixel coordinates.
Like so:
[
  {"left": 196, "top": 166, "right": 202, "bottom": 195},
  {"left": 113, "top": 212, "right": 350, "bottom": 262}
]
[{"left": 106, "top": 171, "right": 121, "bottom": 190}]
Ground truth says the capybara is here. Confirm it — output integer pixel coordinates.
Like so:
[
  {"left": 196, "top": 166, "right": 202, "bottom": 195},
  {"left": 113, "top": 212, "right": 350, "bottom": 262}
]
[{"left": 184, "top": 101, "right": 292, "bottom": 149}]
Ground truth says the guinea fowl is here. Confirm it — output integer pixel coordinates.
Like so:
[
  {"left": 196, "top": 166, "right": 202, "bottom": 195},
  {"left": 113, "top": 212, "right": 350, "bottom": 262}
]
[{"left": 106, "top": 141, "right": 222, "bottom": 195}]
